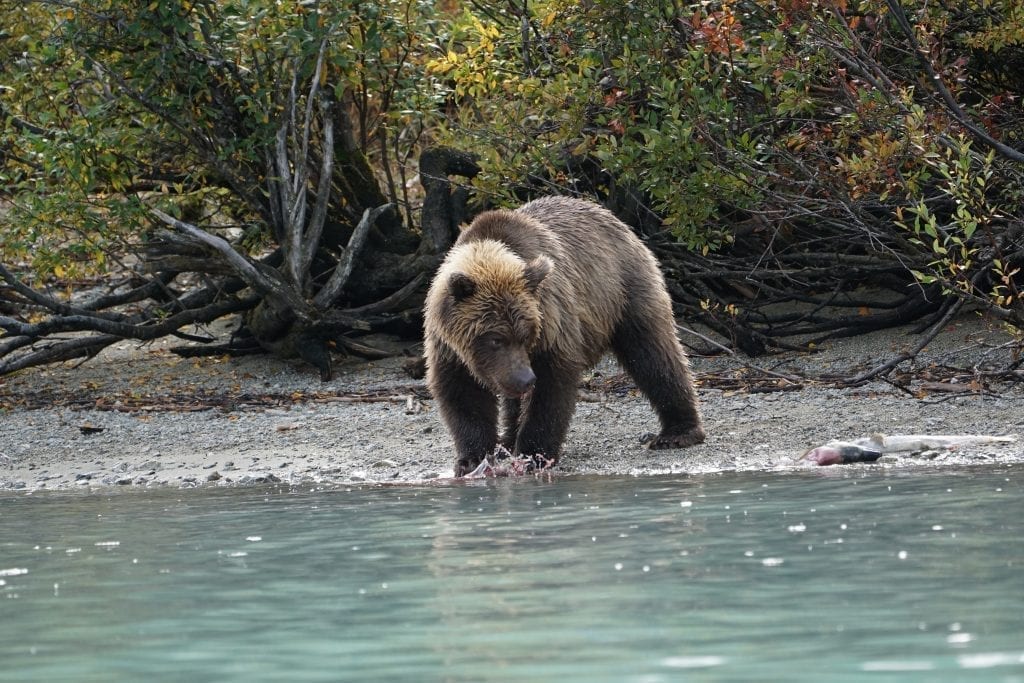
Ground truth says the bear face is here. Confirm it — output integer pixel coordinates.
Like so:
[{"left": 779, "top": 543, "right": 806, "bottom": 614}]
[{"left": 428, "top": 240, "right": 552, "bottom": 398}]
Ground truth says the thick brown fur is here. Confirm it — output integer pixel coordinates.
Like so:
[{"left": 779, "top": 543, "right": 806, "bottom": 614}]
[{"left": 424, "top": 196, "right": 705, "bottom": 476}]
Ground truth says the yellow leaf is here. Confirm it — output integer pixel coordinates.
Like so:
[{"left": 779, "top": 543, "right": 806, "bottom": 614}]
[{"left": 571, "top": 137, "right": 593, "bottom": 156}]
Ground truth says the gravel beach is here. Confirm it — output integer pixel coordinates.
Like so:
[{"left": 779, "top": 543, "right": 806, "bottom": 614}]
[{"left": 2, "top": 314, "right": 1022, "bottom": 490}]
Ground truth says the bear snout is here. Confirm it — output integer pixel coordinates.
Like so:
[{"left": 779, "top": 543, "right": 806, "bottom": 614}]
[{"left": 502, "top": 366, "right": 536, "bottom": 398}]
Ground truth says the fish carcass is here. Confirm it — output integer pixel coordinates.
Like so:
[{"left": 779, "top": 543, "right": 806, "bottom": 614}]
[{"left": 801, "top": 433, "right": 1017, "bottom": 466}]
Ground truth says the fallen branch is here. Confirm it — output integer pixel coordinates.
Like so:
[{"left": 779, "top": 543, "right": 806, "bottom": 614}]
[
  {"left": 0, "top": 294, "right": 257, "bottom": 376},
  {"left": 0, "top": 334, "right": 122, "bottom": 376},
  {"left": 842, "top": 294, "right": 964, "bottom": 385}
]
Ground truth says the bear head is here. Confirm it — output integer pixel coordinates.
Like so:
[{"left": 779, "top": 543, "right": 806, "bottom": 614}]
[{"left": 430, "top": 240, "right": 552, "bottom": 398}]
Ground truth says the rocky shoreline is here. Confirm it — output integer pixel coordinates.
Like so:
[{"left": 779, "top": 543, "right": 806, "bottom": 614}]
[{"left": 2, "top": 314, "right": 1022, "bottom": 491}]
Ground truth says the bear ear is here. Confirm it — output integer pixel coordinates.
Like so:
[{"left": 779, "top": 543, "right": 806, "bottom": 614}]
[
  {"left": 448, "top": 272, "right": 476, "bottom": 301},
  {"left": 523, "top": 256, "right": 552, "bottom": 293}
]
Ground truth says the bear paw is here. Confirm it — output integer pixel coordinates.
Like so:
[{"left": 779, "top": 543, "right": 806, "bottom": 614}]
[
  {"left": 648, "top": 426, "right": 706, "bottom": 450},
  {"left": 455, "top": 458, "right": 483, "bottom": 478}
]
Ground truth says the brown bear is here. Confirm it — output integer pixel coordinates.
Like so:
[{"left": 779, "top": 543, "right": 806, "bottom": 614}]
[{"left": 424, "top": 196, "right": 705, "bottom": 476}]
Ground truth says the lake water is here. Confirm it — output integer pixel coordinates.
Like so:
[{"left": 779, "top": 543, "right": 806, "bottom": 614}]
[{"left": 1, "top": 468, "right": 1022, "bottom": 682}]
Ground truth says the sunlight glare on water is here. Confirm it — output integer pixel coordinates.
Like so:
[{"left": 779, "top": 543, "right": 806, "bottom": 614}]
[{"left": 0, "top": 467, "right": 1022, "bottom": 682}]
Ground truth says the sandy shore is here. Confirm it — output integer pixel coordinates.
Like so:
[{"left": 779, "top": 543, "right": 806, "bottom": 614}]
[{"left": 2, "top": 314, "right": 1022, "bottom": 490}]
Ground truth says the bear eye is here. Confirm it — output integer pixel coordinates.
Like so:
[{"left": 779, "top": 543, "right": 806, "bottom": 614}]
[{"left": 482, "top": 335, "right": 507, "bottom": 350}]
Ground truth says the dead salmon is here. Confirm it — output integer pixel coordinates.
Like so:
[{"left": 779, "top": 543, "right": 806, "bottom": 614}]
[{"left": 801, "top": 433, "right": 1017, "bottom": 466}]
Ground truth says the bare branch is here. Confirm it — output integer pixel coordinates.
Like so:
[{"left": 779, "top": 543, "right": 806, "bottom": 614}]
[
  {"left": 297, "top": 39, "right": 328, "bottom": 193},
  {"left": 344, "top": 271, "right": 428, "bottom": 316},
  {"left": 843, "top": 296, "right": 964, "bottom": 385},
  {"left": 274, "top": 120, "right": 295, "bottom": 253},
  {"left": 0, "top": 295, "right": 252, "bottom": 341},
  {"left": 0, "top": 263, "right": 125, "bottom": 322},
  {"left": 149, "top": 209, "right": 283, "bottom": 296},
  {"left": 298, "top": 99, "right": 335, "bottom": 282},
  {"left": 0, "top": 293, "right": 256, "bottom": 377},
  {"left": 281, "top": 39, "right": 330, "bottom": 292},
  {"left": 0, "top": 334, "right": 121, "bottom": 376},
  {"left": 313, "top": 204, "right": 393, "bottom": 309}
]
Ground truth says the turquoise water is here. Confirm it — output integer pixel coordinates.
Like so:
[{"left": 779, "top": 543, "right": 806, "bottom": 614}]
[{"left": 1, "top": 468, "right": 1022, "bottom": 682}]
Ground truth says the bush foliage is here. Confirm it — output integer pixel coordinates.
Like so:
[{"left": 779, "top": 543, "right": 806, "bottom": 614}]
[
  {"left": 427, "top": 0, "right": 1024, "bottom": 326},
  {"left": 1, "top": 0, "right": 437, "bottom": 276},
  {"left": 2, "top": 0, "right": 1023, "bottom": 367}
]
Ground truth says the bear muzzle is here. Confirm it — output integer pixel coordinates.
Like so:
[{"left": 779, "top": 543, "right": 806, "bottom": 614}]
[{"left": 501, "top": 366, "right": 536, "bottom": 398}]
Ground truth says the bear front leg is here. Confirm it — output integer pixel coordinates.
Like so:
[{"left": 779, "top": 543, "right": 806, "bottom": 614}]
[
  {"left": 513, "top": 357, "right": 580, "bottom": 466},
  {"left": 429, "top": 353, "right": 499, "bottom": 476},
  {"left": 499, "top": 397, "right": 522, "bottom": 452}
]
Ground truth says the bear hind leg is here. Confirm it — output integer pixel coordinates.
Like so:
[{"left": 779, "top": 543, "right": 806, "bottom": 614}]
[{"left": 611, "top": 312, "right": 705, "bottom": 450}]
